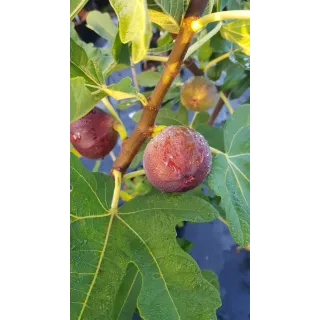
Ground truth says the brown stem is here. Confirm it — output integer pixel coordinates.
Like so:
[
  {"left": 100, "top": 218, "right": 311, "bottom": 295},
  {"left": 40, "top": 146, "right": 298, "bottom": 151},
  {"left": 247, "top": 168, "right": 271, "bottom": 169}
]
[
  {"left": 112, "top": 0, "right": 209, "bottom": 173},
  {"left": 184, "top": 57, "right": 204, "bottom": 76},
  {"left": 208, "top": 90, "right": 231, "bottom": 126}
]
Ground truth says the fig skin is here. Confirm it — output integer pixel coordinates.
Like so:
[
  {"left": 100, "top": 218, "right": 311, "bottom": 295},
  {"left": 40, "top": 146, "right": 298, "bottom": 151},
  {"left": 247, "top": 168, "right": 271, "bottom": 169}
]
[
  {"left": 180, "top": 76, "right": 219, "bottom": 111},
  {"left": 143, "top": 126, "right": 212, "bottom": 192},
  {"left": 70, "top": 107, "right": 118, "bottom": 159}
]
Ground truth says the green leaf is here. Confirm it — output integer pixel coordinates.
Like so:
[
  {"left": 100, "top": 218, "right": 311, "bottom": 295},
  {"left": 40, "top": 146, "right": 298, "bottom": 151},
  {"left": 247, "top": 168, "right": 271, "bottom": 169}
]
[
  {"left": 207, "top": 104, "right": 250, "bottom": 246},
  {"left": 156, "top": 104, "right": 188, "bottom": 125},
  {"left": 137, "top": 70, "right": 162, "bottom": 87},
  {"left": 220, "top": 20, "right": 250, "bottom": 56},
  {"left": 196, "top": 124, "right": 225, "bottom": 152},
  {"left": 177, "top": 238, "right": 194, "bottom": 253},
  {"left": 110, "top": 0, "right": 152, "bottom": 63},
  {"left": 210, "top": 32, "right": 232, "bottom": 53},
  {"left": 107, "top": 32, "right": 131, "bottom": 75},
  {"left": 215, "top": 0, "right": 228, "bottom": 11},
  {"left": 130, "top": 140, "right": 149, "bottom": 168},
  {"left": 70, "top": 23, "right": 114, "bottom": 77},
  {"left": 71, "top": 154, "right": 221, "bottom": 319},
  {"left": 148, "top": 42, "right": 174, "bottom": 53},
  {"left": 86, "top": 11, "right": 117, "bottom": 46},
  {"left": 70, "top": 39, "right": 108, "bottom": 121},
  {"left": 197, "top": 30, "right": 214, "bottom": 62},
  {"left": 70, "top": 38, "right": 105, "bottom": 87},
  {"left": 147, "top": 0, "right": 186, "bottom": 33},
  {"left": 221, "top": 63, "right": 245, "bottom": 91},
  {"left": 70, "top": 77, "right": 105, "bottom": 123},
  {"left": 112, "top": 263, "right": 142, "bottom": 320},
  {"left": 227, "top": 0, "right": 241, "bottom": 10},
  {"left": 106, "top": 77, "right": 147, "bottom": 104},
  {"left": 185, "top": 23, "right": 222, "bottom": 60},
  {"left": 206, "top": 56, "right": 229, "bottom": 82},
  {"left": 148, "top": 8, "right": 180, "bottom": 33},
  {"left": 191, "top": 112, "right": 210, "bottom": 129},
  {"left": 201, "top": 270, "right": 220, "bottom": 291},
  {"left": 156, "top": 31, "right": 173, "bottom": 47},
  {"left": 230, "top": 73, "right": 250, "bottom": 99},
  {"left": 118, "top": 85, "right": 180, "bottom": 110},
  {"left": 230, "top": 50, "right": 250, "bottom": 70},
  {"left": 134, "top": 104, "right": 188, "bottom": 125},
  {"left": 117, "top": 91, "right": 152, "bottom": 110},
  {"left": 203, "top": 0, "right": 215, "bottom": 15},
  {"left": 70, "top": 0, "right": 88, "bottom": 20}
]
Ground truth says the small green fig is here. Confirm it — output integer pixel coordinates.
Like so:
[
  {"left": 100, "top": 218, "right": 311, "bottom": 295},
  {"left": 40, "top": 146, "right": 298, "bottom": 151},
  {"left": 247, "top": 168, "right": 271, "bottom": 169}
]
[
  {"left": 70, "top": 107, "right": 118, "bottom": 159},
  {"left": 180, "top": 76, "right": 219, "bottom": 111}
]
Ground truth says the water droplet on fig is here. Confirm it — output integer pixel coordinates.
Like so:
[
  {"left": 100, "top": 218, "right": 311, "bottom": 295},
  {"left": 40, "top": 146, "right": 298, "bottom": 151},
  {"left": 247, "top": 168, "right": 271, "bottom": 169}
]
[{"left": 72, "top": 132, "right": 81, "bottom": 142}]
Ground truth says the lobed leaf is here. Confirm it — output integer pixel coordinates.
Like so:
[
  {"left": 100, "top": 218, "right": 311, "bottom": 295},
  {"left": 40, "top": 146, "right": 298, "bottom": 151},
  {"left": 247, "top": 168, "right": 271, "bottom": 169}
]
[
  {"left": 106, "top": 77, "right": 147, "bottom": 104},
  {"left": 220, "top": 19, "right": 250, "bottom": 56},
  {"left": 110, "top": 0, "right": 152, "bottom": 63},
  {"left": 201, "top": 270, "right": 220, "bottom": 291},
  {"left": 70, "top": 154, "right": 221, "bottom": 319},
  {"left": 111, "top": 263, "right": 142, "bottom": 319},
  {"left": 207, "top": 104, "right": 250, "bottom": 246},
  {"left": 70, "top": 39, "right": 108, "bottom": 122},
  {"left": 86, "top": 11, "right": 117, "bottom": 46},
  {"left": 70, "top": 77, "right": 105, "bottom": 123},
  {"left": 147, "top": 0, "right": 187, "bottom": 34},
  {"left": 70, "top": 38, "right": 105, "bottom": 87},
  {"left": 70, "top": 23, "right": 114, "bottom": 77}
]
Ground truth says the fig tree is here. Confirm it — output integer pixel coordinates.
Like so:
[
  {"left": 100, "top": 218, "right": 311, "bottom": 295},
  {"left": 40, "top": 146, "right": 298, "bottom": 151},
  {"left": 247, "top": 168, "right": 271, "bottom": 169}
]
[
  {"left": 180, "top": 76, "right": 219, "bottom": 111},
  {"left": 143, "top": 126, "right": 212, "bottom": 192},
  {"left": 70, "top": 107, "right": 118, "bottom": 159}
]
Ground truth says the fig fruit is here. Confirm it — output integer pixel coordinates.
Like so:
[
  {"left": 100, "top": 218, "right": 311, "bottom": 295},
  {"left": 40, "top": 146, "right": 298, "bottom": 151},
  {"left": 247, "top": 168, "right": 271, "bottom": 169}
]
[
  {"left": 143, "top": 126, "right": 212, "bottom": 192},
  {"left": 70, "top": 107, "right": 118, "bottom": 159},
  {"left": 180, "top": 76, "right": 219, "bottom": 111}
]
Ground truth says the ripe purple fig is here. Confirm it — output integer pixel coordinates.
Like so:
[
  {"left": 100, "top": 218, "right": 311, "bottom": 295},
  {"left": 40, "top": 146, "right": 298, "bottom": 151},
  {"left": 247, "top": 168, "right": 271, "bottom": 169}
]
[
  {"left": 70, "top": 107, "right": 118, "bottom": 159},
  {"left": 143, "top": 126, "right": 212, "bottom": 192},
  {"left": 180, "top": 76, "right": 219, "bottom": 111}
]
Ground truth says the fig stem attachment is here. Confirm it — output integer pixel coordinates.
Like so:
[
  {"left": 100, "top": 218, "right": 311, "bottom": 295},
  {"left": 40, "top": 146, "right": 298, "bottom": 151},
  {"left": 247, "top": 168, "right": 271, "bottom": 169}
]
[
  {"left": 92, "top": 160, "right": 102, "bottom": 172},
  {"left": 210, "top": 146, "right": 224, "bottom": 155},
  {"left": 123, "top": 169, "right": 146, "bottom": 181},
  {"left": 101, "top": 97, "right": 127, "bottom": 139},
  {"left": 191, "top": 10, "right": 250, "bottom": 32},
  {"left": 152, "top": 125, "right": 166, "bottom": 137},
  {"left": 219, "top": 91, "right": 234, "bottom": 114},
  {"left": 113, "top": 122, "right": 127, "bottom": 141},
  {"left": 111, "top": 170, "right": 122, "bottom": 211},
  {"left": 190, "top": 112, "right": 199, "bottom": 129}
]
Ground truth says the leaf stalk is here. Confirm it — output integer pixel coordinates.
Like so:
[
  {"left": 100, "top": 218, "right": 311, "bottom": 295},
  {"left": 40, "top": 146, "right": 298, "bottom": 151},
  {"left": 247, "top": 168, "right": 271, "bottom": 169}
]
[{"left": 191, "top": 10, "right": 250, "bottom": 32}]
